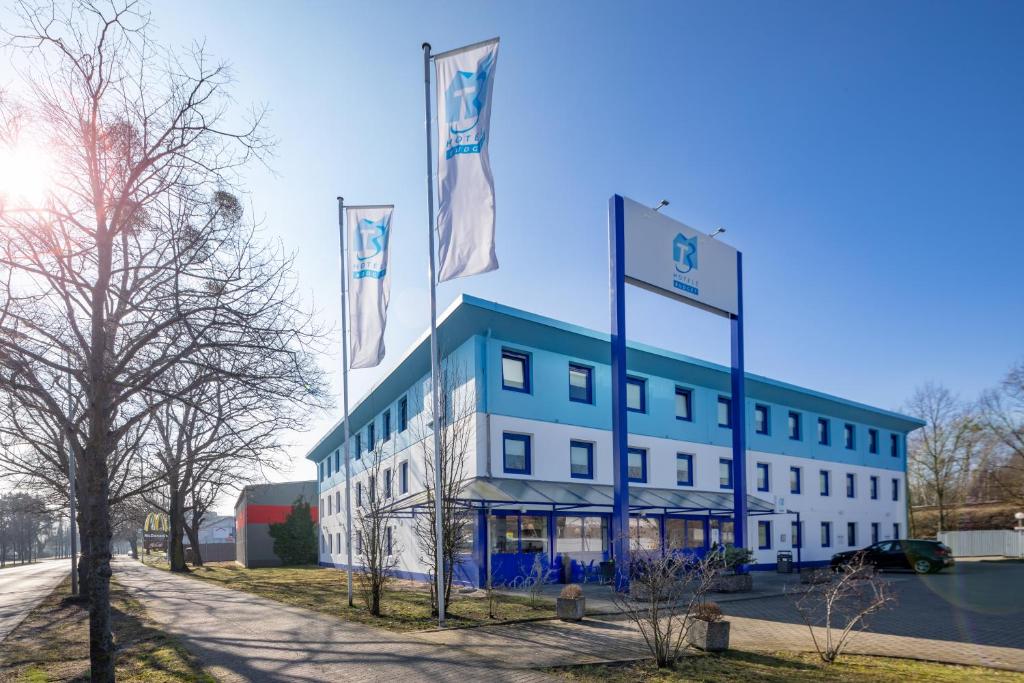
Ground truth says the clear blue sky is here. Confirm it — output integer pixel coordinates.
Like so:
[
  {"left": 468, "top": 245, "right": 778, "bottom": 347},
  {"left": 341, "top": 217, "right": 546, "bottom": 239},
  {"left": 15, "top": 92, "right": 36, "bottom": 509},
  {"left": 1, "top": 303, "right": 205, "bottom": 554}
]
[{"left": 8, "top": 1, "right": 1024, "bottom": 492}]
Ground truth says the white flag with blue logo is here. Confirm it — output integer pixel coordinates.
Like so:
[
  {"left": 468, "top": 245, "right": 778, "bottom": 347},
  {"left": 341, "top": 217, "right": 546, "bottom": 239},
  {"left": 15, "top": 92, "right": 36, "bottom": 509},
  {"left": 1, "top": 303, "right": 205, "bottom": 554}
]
[
  {"left": 346, "top": 205, "right": 393, "bottom": 369},
  {"left": 434, "top": 38, "right": 499, "bottom": 282}
]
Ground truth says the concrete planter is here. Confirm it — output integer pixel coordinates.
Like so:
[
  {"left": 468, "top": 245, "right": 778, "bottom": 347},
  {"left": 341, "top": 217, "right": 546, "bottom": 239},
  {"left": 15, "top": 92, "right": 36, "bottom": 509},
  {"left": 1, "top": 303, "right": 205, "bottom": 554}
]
[
  {"left": 686, "top": 618, "right": 730, "bottom": 652},
  {"left": 709, "top": 573, "right": 753, "bottom": 593},
  {"left": 556, "top": 596, "right": 586, "bottom": 621}
]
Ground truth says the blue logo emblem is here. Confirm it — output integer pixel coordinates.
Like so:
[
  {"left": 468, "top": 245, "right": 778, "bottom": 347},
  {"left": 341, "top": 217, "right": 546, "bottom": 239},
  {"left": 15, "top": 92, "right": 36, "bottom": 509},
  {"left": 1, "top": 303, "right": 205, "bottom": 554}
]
[
  {"left": 673, "top": 232, "right": 698, "bottom": 274},
  {"left": 353, "top": 217, "right": 389, "bottom": 279},
  {"left": 444, "top": 50, "right": 495, "bottom": 158}
]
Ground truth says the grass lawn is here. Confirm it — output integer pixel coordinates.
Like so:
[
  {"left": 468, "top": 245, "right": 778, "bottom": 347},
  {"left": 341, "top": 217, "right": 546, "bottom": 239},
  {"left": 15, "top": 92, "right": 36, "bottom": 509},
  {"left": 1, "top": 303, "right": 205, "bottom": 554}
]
[
  {"left": 0, "top": 578, "right": 214, "bottom": 682},
  {"left": 550, "top": 651, "right": 1024, "bottom": 683},
  {"left": 139, "top": 552, "right": 552, "bottom": 631}
]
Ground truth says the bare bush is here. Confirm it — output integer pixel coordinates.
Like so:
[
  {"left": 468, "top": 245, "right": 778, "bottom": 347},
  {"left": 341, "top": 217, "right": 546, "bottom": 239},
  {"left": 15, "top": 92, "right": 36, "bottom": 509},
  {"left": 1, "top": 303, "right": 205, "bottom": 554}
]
[{"left": 354, "top": 439, "right": 401, "bottom": 616}]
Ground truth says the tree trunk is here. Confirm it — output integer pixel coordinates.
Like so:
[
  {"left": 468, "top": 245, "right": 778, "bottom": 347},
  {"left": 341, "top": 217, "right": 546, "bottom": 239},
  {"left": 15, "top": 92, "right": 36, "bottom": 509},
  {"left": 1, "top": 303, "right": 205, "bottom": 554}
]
[
  {"left": 168, "top": 488, "right": 188, "bottom": 572},
  {"left": 184, "top": 521, "right": 203, "bottom": 567},
  {"left": 84, "top": 451, "right": 115, "bottom": 682},
  {"left": 128, "top": 538, "right": 138, "bottom": 560},
  {"left": 77, "top": 506, "right": 92, "bottom": 599}
]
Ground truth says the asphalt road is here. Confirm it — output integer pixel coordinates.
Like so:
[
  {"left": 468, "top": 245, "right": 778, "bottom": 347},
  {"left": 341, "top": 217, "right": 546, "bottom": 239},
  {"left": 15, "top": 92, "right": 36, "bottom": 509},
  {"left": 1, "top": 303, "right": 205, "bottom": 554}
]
[{"left": 0, "top": 559, "right": 70, "bottom": 642}]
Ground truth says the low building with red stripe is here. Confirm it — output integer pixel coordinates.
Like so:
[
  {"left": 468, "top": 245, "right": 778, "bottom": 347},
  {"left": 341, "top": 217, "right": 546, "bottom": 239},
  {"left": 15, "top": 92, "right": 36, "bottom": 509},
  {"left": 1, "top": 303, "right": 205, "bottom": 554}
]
[{"left": 234, "top": 481, "right": 319, "bottom": 568}]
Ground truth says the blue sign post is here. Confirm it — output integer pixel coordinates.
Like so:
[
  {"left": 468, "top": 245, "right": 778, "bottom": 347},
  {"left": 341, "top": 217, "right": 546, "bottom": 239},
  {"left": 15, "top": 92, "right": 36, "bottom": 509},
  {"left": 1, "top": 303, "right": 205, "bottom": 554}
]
[{"left": 608, "top": 194, "right": 747, "bottom": 583}]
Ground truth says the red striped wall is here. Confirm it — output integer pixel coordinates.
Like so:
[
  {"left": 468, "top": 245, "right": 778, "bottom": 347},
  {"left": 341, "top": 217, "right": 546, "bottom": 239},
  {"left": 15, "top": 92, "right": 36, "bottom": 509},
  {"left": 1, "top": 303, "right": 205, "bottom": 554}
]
[{"left": 244, "top": 504, "right": 319, "bottom": 525}]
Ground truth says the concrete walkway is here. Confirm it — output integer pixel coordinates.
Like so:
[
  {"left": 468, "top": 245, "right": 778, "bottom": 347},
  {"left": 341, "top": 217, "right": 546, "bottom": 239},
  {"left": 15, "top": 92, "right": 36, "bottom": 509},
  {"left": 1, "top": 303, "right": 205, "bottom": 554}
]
[
  {"left": 113, "top": 558, "right": 553, "bottom": 683},
  {"left": 0, "top": 559, "right": 69, "bottom": 643}
]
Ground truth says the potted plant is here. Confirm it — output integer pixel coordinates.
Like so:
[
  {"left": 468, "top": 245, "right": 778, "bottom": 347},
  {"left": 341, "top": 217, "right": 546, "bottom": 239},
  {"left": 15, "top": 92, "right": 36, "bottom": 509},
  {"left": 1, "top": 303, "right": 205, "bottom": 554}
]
[
  {"left": 710, "top": 546, "right": 754, "bottom": 592},
  {"left": 556, "top": 583, "right": 586, "bottom": 621},
  {"left": 687, "top": 601, "right": 730, "bottom": 652}
]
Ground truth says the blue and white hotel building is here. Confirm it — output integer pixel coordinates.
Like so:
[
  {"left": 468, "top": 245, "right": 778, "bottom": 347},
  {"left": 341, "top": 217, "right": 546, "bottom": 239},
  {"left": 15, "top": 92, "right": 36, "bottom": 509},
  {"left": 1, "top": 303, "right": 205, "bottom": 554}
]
[{"left": 307, "top": 295, "right": 924, "bottom": 585}]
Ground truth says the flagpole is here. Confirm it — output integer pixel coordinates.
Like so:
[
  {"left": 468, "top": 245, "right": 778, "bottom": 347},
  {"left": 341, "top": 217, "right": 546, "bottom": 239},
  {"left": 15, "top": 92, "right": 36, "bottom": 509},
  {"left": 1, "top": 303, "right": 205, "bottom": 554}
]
[
  {"left": 337, "top": 196, "right": 354, "bottom": 608},
  {"left": 422, "top": 41, "right": 447, "bottom": 628}
]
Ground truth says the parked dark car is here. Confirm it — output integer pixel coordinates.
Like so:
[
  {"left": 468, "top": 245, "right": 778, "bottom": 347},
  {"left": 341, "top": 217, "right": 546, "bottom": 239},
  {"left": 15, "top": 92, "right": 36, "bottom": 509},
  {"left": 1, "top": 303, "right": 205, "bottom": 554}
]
[{"left": 830, "top": 539, "right": 954, "bottom": 574}]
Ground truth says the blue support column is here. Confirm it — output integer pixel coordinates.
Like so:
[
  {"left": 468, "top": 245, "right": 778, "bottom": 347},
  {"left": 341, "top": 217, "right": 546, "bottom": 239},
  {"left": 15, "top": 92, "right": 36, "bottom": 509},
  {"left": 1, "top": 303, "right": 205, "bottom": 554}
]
[
  {"left": 608, "top": 194, "right": 630, "bottom": 585},
  {"left": 730, "top": 251, "right": 749, "bottom": 551}
]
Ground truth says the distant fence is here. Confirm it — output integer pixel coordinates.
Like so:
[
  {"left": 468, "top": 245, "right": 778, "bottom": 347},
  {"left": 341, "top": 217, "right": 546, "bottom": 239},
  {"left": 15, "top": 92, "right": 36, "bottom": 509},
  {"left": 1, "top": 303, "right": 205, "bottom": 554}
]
[
  {"left": 185, "top": 542, "right": 236, "bottom": 563},
  {"left": 937, "top": 530, "right": 1023, "bottom": 557}
]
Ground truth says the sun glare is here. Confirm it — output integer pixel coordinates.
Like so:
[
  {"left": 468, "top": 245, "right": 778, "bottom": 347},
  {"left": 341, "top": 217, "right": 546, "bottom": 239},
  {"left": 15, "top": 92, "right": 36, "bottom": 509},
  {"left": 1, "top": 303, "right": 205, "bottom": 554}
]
[{"left": 0, "top": 141, "right": 55, "bottom": 208}]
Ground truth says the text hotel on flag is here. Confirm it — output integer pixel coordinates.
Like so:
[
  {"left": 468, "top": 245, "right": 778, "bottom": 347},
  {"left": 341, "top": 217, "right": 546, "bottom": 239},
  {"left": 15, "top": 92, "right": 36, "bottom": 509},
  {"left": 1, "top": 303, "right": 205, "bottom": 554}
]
[
  {"left": 434, "top": 38, "right": 499, "bottom": 282},
  {"left": 346, "top": 205, "right": 394, "bottom": 369}
]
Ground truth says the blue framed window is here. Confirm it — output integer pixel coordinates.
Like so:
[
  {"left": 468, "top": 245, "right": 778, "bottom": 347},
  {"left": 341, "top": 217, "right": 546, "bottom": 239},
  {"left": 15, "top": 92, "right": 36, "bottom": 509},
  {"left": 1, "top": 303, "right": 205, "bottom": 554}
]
[
  {"left": 399, "top": 461, "right": 409, "bottom": 494},
  {"left": 626, "top": 376, "right": 646, "bottom": 413},
  {"left": 568, "top": 364, "right": 593, "bottom": 404},
  {"left": 758, "top": 520, "right": 772, "bottom": 550},
  {"left": 318, "top": 462, "right": 324, "bottom": 482},
  {"left": 399, "top": 396, "right": 408, "bottom": 432},
  {"left": 569, "top": 440, "right": 594, "bottom": 479},
  {"left": 847, "top": 522, "right": 857, "bottom": 547},
  {"left": 891, "top": 478, "right": 899, "bottom": 501},
  {"left": 501, "top": 349, "right": 530, "bottom": 393},
  {"left": 384, "top": 468, "right": 392, "bottom": 499},
  {"left": 846, "top": 473, "right": 856, "bottom": 498},
  {"left": 627, "top": 447, "right": 647, "bottom": 483},
  {"left": 818, "top": 418, "right": 830, "bottom": 446},
  {"left": 356, "top": 482, "right": 363, "bottom": 508},
  {"left": 383, "top": 409, "right": 391, "bottom": 442},
  {"left": 719, "top": 458, "right": 733, "bottom": 489},
  {"left": 334, "top": 451, "right": 340, "bottom": 473},
  {"left": 790, "top": 466, "right": 802, "bottom": 494},
  {"left": 676, "top": 453, "right": 693, "bottom": 486},
  {"left": 717, "top": 396, "right": 732, "bottom": 428},
  {"left": 868, "top": 428, "right": 878, "bottom": 454},
  {"left": 356, "top": 530, "right": 363, "bottom": 555},
  {"left": 675, "top": 386, "right": 693, "bottom": 421},
  {"left": 756, "top": 462, "right": 770, "bottom": 492},
  {"left": 893, "top": 523, "right": 900, "bottom": 539},
  {"left": 820, "top": 470, "right": 831, "bottom": 496},
  {"left": 367, "top": 422, "right": 375, "bottom": 451},
  {"left": 503, "top": 433, "right": 531, "bottom": 474},
  {"left": 354, "top": 433, "right": 362, "bottom": 460},
  {"left": 788, "top": 411, "right": 802, "bottom": 440},
  {"left": 890, "top": 434, "right": 900, "bottom": 458},
  {"left": 792, "top": 521, "right": 802, "bottom": 548},
  {"left": 870, "top": 475, "right": 878, "bottom": 500},
  {"left": 871, "top": 522, "right": 880, "bottom": 544},
  {"left": 821, "top": 521, "right": 832, "bottom": 548},
  {"left": 844, "top": 423, "right": 855, "bottom": 450},
  {"left": 754, "top": 404, "right": 769, "bottom": 434},
  {"left": 385, "top": 527, "right": 393, "bottom": 556},
  {"left": 327, "top": 457, "right": 332, "bottom": 478}
]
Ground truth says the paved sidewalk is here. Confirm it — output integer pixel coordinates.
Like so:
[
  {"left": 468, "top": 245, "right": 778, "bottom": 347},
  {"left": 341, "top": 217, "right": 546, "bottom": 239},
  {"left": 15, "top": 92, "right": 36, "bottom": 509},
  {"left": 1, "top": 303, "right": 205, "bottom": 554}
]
[{"left": 114, "top": 559, "right": 553, "bottom": 683}]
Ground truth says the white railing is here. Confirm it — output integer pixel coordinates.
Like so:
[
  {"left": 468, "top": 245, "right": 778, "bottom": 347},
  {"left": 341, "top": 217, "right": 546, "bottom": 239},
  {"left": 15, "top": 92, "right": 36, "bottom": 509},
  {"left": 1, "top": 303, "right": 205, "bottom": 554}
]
[{"left": 937, "top": 529, "right": 1024, "bottom": 558}]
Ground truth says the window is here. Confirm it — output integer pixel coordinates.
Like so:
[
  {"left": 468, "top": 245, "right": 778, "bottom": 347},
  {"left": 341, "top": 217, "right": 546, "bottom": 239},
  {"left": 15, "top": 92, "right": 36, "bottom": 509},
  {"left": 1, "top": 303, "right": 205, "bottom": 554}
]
[
  {"left": 327, "top": 495, "right": 332, "bottom": 516},
  {"left": 844, "top": 423, "right": 855, "bottom": 450},
  {"left": 329, "top": 533, "right": 333, "bottom": 554},
  {"left": 719, "top": 458, "right": 733, "bottom": 489},
  {"left": 335, "top": 491, "right": 340, "bottom": 513},
  {"left": 675, "top": 387, "right": 693, "bottom": 421},
  {"left": 626, "top": 376, "right": 646, "bottom": 413},
  {"left": 318, "top": 462, "right": 324, "bottom": 483},
  {"left": 756, "top": 463, "right": 770, "bottom": 492},
  {"left": 335, "top": 451, "right": 340, "bottom": 473},
  {"left": 385, "top": 527, "right": 393, "bottom": 556},
  {"left": 568, "top": 364, "right": 593, "bottom": 404},
  {"left": 327, "top": 457, "right": 332, "bottom": 478},
  {"left": 893, "top": 523, "right": 900, "bottom": 539},
  {"left": 676, "top": 453, "right": 693, "bottom": 486},
  {"left": 871, "top": 522, "right": 880, "bottom": 544},
  {"left": 627, "top": 447, "right": 647, "bottom": 483},
  {"left": 336, "top": 532, "right": 342, "bottom": 555},
  {"left": 501, "top": 349, "right": 530, "bottom": 392},
  {"left": 788, "top": 411, "right": 802, "bottom": 440},
  {"left": 368, "top": 475, "right": 376, "bottom": 505},
  {"left": 356, "top": 482, "right": 363, "bottom": 507},
  {"left": 717, "top": 396, "right": 732, "bottom": 428},
  {"left": 569, "top": 441, "right": 594, "bottom": 479},
  {"left": 847, "top": 522, "right": 857, "bottom": 547},
  {"left": 846, "top": 473, "right": 856, "bottom": 498},
  {"left": 758, "top": 520, "right": 772, "bottom": 550},
  {"left": 503, "top": 433, "right": 531, "bottom": 474},
  {"left": 383, "top": 409, "right": 391, "bottom": 441},
  {"left": 818, "top": 417, "right": 830, "bottom": 445},
  {"left": 491, "top": 514, "right": 551, "bottom": 554},
  {"left": 868, "top": 428, "right": 878, "bottom": 454},
  {"left": 354, "top": 433, "right": 362, "bottom": 460},
  {"left": 790, "top": 466, "right": 802, "bottom": 494},
  {"left": 356, "top": 530, "right": 364, "bottom": 555},
  {"left": 890, "top": 434, "right": 900, "bottom": 458},
  {"left": 367, "top": 422, "right": 375, "bottom": 450},
  {"left": 556, "top": 516, "right": 607, "bottom": 556},
  {"left": 821, "top": 521, "right": 832, "bottom": 548},
  {"left": 399, "top": 396, "right": 409, "bottom": 432},
  {"left": 820, "top": 470, "right": 831, "bottom": 496},
  {"left": 891, "top": 478, "right": 900, "bottom": 501},
  {"left": 754, "top": 404, "right": 769, "bottom": 434},
  {"left": 321, "top": 533, "right": 325, "bottom": 554},
  {"left": 870, "top": 476, "right": 879, "bottom": 500},
  {"left": 399, "top": 461, "right": 409, "bottom": 494},
  {"left": 383, "top": 468, "right": 392, "bottom": 498},
  {"left": 792, "top": 521, "right": 802, "bottom": 548},
  {"left": 666, "top": 518, "right": 705, "bottom": 550}
]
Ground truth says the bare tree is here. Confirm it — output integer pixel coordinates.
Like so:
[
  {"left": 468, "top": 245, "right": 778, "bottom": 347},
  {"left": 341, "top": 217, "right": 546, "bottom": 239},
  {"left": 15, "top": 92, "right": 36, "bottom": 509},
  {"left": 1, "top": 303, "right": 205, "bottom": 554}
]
[
  {"left": 411, "top": 361, "right": 474, "bottom": 617},
  {"left": 979, "top": 360, "right": 1024, "bottom": 505},
  {"left": 610, "top": 540, "right": 723, "bottom": 668},
  {"left": 790, "top": 553, "right": 894, "bottom": 664},
  {"left": 353, "top": 439, "right": 401, "bottom": 616},
  {"left": 0, "top": 3, "right": 327, "bottom": 678}
]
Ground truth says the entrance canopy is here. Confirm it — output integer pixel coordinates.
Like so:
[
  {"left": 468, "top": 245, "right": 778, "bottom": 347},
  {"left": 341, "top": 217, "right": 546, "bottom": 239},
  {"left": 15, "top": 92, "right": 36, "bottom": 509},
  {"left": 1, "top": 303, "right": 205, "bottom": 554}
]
[{"left": 384, "top": 477, "right": 777, "bottom": 517}]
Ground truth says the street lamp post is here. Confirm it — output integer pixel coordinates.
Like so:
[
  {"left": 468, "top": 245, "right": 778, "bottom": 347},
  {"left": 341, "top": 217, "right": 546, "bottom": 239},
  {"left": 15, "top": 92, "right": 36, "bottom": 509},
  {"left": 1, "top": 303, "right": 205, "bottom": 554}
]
[{"left": 1014, "top": 512, "right": 1024, "bottom": 560}]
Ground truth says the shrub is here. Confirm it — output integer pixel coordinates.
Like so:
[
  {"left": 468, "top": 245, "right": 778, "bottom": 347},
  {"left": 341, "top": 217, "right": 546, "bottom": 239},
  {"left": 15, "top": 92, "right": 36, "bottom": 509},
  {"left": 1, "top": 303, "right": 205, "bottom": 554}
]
[
  {"left": 560, "top": 583, "right": 583, "bottom": 599},
  {"left": 692, "top": 602, "right": 723, "bottom": 622},
  {"left": 267, "top": 497, "right": 317, "bottom": 565},
  {"left": 723, "top": 546, "right": 754, "bottom": 570}
]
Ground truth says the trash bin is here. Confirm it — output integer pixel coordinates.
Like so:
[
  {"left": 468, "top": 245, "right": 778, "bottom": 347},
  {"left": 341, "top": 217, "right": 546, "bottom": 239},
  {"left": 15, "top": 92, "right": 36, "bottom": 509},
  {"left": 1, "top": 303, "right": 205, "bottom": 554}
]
[
  {"left": 777, "top": 550, "right": 793, "bottom": 573},
  {"left": 599, "top": 560, "right": 616, "bottom": 584}
]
